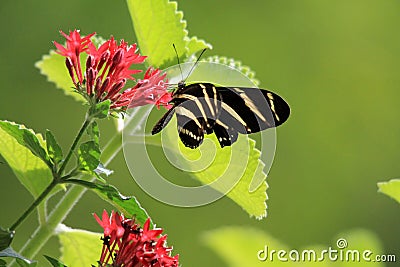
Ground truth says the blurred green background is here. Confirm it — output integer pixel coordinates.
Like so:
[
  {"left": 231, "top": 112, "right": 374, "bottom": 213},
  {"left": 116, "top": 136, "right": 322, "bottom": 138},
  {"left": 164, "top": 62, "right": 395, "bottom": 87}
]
[{"left": 1, "top": 0, "right": 399, "bottom": 266}]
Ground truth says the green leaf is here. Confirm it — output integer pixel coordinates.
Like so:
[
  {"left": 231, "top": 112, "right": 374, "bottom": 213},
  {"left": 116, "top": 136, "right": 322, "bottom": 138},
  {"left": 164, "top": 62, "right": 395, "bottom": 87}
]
[
  {"left": 0, "top": 247, "right": 36, "bottom": 266},
  {"left": 124, "top": 61, "right": 266, "bottom": 218},
  {"left": 64, "top": 179, "right": 151, "bottom": 226},
  {"left": 44, "top": 256, "right": 67, "bottom": 267},
  {"left": 0, "top": 228, "right": 13, "bottom": 251},
  {"left": 15, "top": 259, "right": 37, "bottom": 267},
  {"left": 159, "top": 60, "right": 265, "bottom": 218},
  {"left": 205, "top": 55, "right": 260, "bottom": 86},
  {"left": 86, "top": 121, "right": 100, "bottom": 145},
  {"left": 206, "top": 137, "right": 267, "bottom": 219},
  {"left": 46, "top": 130, "right": 63, "bottom": 166},
  {"left": 78, "top": 141, "right": 101, "bottom": 172},
  {"left": 127, "top": 0, "right": 211, "bottom": 68},
  {"left": 89, "top": 100, "right": 111, "bottom": 119},
  {"left": 127, "top": 0, "right": 185, "bottom": 67},
  {"left": 0, "top": 121, "right": 53, "bottom": 198},
  {"left": 186, "top": 36, "right": 212, "bottom": 58},
  {"left": 35, "top": 50, "right": 85, "bottom": 102},
  {"left": 333, "top": 229, "right": 385, "bottom": 267},
  {"left": 0, "top": 121, "right": 51, "bottom": 169},
  {"left": 377, "top": 179, "right": 400, "bottom": 204},
  {"left": 56, "top": 225, "right": 101, "bottom": 267},
  {"left": 165, "top": 127, "right": 268, "bottom": 218}
]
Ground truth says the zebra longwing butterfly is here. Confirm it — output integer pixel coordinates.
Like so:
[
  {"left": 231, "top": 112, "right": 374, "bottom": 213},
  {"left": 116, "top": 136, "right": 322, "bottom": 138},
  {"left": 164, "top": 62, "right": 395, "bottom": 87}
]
[
  {"left": 152, "top": 46, "right": 290, "bottom": 149},
  {"left": 152, "top": 81, "right": 290, "bottom": 149}
]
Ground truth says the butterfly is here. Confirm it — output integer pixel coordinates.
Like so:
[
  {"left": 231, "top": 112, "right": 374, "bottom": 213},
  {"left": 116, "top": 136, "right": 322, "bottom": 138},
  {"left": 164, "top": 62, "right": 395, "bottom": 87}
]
[
  {"left": 151, "top": 48, "right": 290, "bottom": 149},
  {"left": 151, "top": 81, "right": 290, "bottom": 149}
]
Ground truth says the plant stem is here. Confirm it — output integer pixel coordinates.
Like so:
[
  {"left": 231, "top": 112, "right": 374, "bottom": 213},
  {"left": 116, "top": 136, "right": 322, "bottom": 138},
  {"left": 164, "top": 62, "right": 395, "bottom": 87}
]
[
  {"left": 9, "top": 114, "right": 93, "bottom": 233},
  {"left": 9, "top": 178, "right": 58, "bottom": 232},
  {"left": 15, "top": 177, "right": 88, "bottom": 260},
  {"left": 11, "top": 106, "right": 149, "bottom": 265},
  {"left": 37, "top": 203, "right": 47, "bottom": 226},
  {"left": 12, "top": 131, "right": 123, "bottom": 264},
  {"left": 58, "top": 116, "right": 92, "bottom": 175}
]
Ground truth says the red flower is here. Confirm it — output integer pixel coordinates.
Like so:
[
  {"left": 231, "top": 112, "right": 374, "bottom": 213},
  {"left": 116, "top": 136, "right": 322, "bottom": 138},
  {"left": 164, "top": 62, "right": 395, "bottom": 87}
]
[
  {"left": 54, "top": 30, "right": 171, "bottom": 111},
  {"left": 94, "top": 210, "right": 179, "bottom": 267},
  {"left": 94, "top": 210, "right": 125, "bottom": 243},
  {"left": 125, "top": 68, "right": 172, "bottom": 109},
  {"left": 54, "top": 30, "right": 95, "bottom": 84}
]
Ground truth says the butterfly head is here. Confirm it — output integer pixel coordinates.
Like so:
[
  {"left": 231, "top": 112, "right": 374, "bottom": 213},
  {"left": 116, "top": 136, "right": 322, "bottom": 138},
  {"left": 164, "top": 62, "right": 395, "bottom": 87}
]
[
  {"left": 168, "top": 80, "right": 186, "bottom": 98},
  {"left": 170, "top": 45, "right": 207, "bottom": 97},
  {"left": 177, "top": 80, "right": 186, "bottom": 92}
]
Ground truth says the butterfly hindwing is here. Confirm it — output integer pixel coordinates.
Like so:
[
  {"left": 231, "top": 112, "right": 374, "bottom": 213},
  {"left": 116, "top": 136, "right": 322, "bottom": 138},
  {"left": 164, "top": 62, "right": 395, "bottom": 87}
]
[
  {"left": 172, "top": 83, "right": 222, "bottom": 133},
  {"left": 176, "top": 111, "right": 204, "bottom": 149},
  {"left": 213, "top": 121, "right": 238, "bottom": 148}
]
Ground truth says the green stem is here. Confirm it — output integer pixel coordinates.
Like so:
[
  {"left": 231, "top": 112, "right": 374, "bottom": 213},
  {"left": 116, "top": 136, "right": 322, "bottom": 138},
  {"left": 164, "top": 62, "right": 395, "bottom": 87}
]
[
  {"left": 12, "top": 106, "right": 149, "bottom": 265},
  {"left": 9, "top": 179, "right": 58, "bottom": 232},
  {"left": 37, "top": 203, "right": 47, "bottom": 226},
  {"left": 58, "top": 116, "right": 92, "bottom": 175},
  {"left": 9, "top": 114, "right": 92, "bottom": 233},
  {"left": 15, "top": 177, "right": 89, "bottom": 261},
  {"left": 12, "top": 131, "right": 123, "bottom": 263}
]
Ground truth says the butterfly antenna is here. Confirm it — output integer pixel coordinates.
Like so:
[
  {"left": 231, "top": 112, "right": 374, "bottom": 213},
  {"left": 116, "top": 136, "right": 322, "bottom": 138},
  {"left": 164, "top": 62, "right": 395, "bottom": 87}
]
[
  {"left": 184, "top": 48, "right": 207, "bottom": 83},
  {"left": 172, "top": 44, "right": 184, "bottom": 82}
]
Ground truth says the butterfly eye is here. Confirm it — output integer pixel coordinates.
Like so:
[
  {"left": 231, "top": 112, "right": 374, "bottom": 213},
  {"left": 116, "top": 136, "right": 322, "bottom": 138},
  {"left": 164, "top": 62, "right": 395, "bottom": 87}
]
[{"left": 178, "top": 81, "right": 185, "bottom": 89}]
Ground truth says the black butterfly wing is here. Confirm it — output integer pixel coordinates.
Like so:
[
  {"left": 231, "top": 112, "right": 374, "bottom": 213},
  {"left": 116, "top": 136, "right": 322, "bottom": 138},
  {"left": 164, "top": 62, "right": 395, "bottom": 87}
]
[
  {"left": 175, "top": 106, "right": 205, "bottom": 149},
  {"left": 152, "top": 103, "right": 204, "bottom": 148},
  {"left": 172, "top": 83, "right": 222, "bottom": 133},
  {"left": 152, "top": 83, "right": 290, "bottom": 149},
  {"left": 171, "top": 83, "right": 226, "bottom": 148},
  {"left": 152, "top": 83, "right": 219, "bottom": 148},
  {"left": 152, "top": 106, "right": 175, "bottom": 135},
  {"left": 213, "top": 121, "right": 238, "bottom": 148},
  {"left": 217, "top": 87, "right": 290, "bottom": 134}
]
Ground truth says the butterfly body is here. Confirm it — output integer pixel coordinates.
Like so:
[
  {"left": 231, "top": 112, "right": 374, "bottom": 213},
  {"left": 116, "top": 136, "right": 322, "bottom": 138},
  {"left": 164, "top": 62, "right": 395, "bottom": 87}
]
[{"left": 152, "top": 82, "right": 290, "bottom": 149}]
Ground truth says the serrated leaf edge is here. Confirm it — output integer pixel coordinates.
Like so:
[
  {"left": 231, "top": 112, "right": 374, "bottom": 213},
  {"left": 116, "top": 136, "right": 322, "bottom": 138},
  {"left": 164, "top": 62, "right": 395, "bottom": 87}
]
[
  {"left": 248, "top": 139, "right": 268, "bottom": 220},
  {"left": 35, "top": 51, "right": 85, "bottom": 103},
  {"left": 205, "top": 55, "right": 260, "bottom": 86},
  {"left": 0, "top": 120, "right": 50, "bottom": 166}
]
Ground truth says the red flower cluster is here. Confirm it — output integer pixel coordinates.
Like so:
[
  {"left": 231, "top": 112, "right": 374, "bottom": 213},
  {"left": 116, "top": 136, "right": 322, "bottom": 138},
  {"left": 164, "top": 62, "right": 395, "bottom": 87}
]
[
  {"left": 54, "top": 30, "right": 172, "bottom": 110},
  {"left": 94, "top": 210, "right": 179, "bottom": 267}
]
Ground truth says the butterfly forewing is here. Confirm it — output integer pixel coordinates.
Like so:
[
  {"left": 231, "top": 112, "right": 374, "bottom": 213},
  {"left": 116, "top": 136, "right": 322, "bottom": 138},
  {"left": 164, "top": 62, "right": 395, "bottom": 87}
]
[
  {"left": 217, "top": 87, "right": 290, "bottom": 134},
  {"left": 152, "top": 106, "right": 175, "bottom": 135}
]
